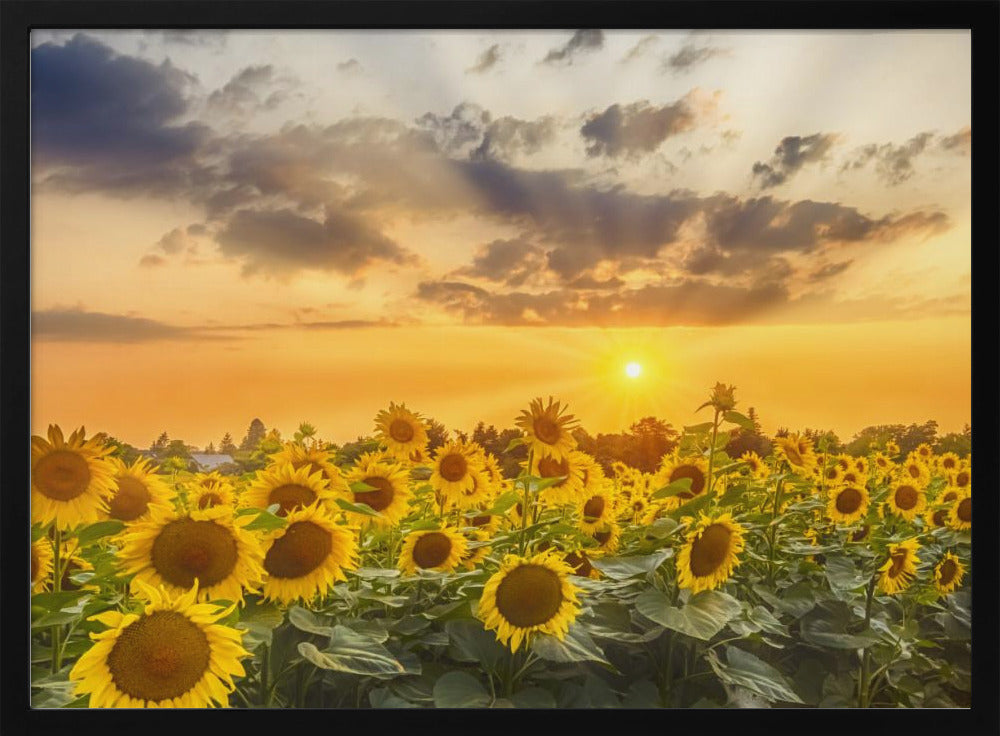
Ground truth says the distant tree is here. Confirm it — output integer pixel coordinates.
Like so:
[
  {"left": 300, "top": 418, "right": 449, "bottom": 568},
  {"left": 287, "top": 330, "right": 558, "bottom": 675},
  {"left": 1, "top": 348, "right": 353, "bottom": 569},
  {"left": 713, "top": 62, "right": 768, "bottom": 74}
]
[
  {"left": 724, "top": 406, "right": 773, "bottom": 459},
  {"left": 204, "top": 441, "right": 216, "bottom": 454},
  {"left": 163, "top": 439, "right": 192, "bottom": 459},
  {"left": 424, "top": 418, "right": 449, "bottom": 452},
  {"left": 802, "top": 428, "right": 842, "bottom": 454},
  {"left": 294, "top": 422, "right": 318, "bottom": 446},
  {"left": 334, "top": 436, "right": 381, "bottom": 467},
  {"left": 845, "top": 421, "right": 938, "bottom": 457},
  {"left": 150, "top": 431, "right": 170, "bottom": 455},
  {"left": 454, "top": 429, "right": 469, "bottom": 443},
  {"left": 622, "top": 417, "right": 679, "bottom": 472},
  {"left": 240, "top": 418, "right": 267, "bottom": 452},
  {"left": 98, "top": 435, "right": 142, "bottom": 465},
  {"left": 934, "top": 423, "right": 971, "bottom": 457},
  {"left": 219, "top": 432, "right": 237, "bottom": 455}
]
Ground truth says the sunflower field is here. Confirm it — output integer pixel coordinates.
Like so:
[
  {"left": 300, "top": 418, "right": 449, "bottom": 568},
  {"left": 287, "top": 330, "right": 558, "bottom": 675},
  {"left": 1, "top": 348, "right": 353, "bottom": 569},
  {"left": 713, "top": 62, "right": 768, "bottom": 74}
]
[{"left": 30, "top": 385, "right": 972, "bottom": 709}]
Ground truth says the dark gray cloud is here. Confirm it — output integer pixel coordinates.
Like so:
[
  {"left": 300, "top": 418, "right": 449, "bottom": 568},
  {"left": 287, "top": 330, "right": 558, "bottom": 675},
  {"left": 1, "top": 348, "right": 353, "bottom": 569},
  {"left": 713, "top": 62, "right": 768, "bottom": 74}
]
[
  {"left": 144, "top": 31, "right": 227, "bottom": 49},
  {"left": 541, "top": 30, "right": 604, "bottom": 65},
  {"left": 808, "top": 261, "right": 854, "bottom": 282},
  {"left": 215, "top": 206, "right": 417, "bottom": 277},
  {"left": 752, "top": 133, "right": 839, "bottom": 189},
  {"left": 337, "top": 58, "right": 363, "bottom": 74},
  {"left": 453, "top": 238, "right": 548, "bottom": 287},
  {"left": 415, "top": 102, "right": 491, "bottom": 155},
  {"left": 566, "top": 275, "right": 625, "bottom": 290},
  {"left": 472, "top": 116, "right": 558, "bottom": 161},
  {"left": 621, "top": 35, "right": 658, "bottom": 63},
  {"left": 939, "top": 126, "right": 971, "bottom": 155},
  {"left": 207, "top": 65, "right": 294, "bottom": 116},
  {"left": 467, "top": 44, "right": 502, "bottom": 74},
  {"left": 665, "top": 41, "right": 729, "bottom": 74},
  {"left": 32, "top": 309, "right": 210, "bottom": 342},
  {"left": 580, "top": 95, "right": 707, "bottom": 159},
  {"left": 31, "top": 34, "right": 211, "bottom": 195},
  {"left": 841, "top": 132, "right": 935, "bottom": 186}
]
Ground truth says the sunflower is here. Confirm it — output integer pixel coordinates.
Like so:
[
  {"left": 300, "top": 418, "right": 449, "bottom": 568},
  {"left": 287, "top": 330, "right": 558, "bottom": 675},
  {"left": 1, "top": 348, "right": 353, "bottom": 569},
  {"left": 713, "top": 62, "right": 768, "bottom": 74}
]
[
  {"left": 936, "top": 452, "right": 961, "bottom": 475},
  {"left": 610, "top": 460, "right": 629, "bottom": 479},
  {"left": 948, "top": 463, "right": 971, "bottom": 493},
  {"left": 478, "top": 550, "right": 582, "bottom": 653},
  {"left": 675, "top": 513, "right": 746, "bottom": 594},
  {"left": 31, "top": 425, "right": 117, "bottom": 530},
  {"left": 658, "top": 455, "right": 710, "bottom": 502},
  {"left": 344, "top": 458, "right": 412, "bottom": 527},
  {"left": 187, "top": 482, "right": 237, "bottom": 512},
  {"left": 449, "top": 467, "right": 496, "bottom": 511},
  {"left": 374, "top": 402, "right": 429, "bottom": 461},
  {"left": 740, "top": 451, "right": 769, "bottom": 480},
  {"left": 834, "top": 454, "right": 852, "bottom": 472},
  {"left": 55, "top": 540, "right": 98, "bottom": 592},
  {"left": 563, "top": 550, "right": 600, "bottom": 579},
  {"left": 242, "top": 463, "right": 338, "bottom": 517},
  {"left": 189, "top": 470, "right": 230, "bottom": 489},
  {"left": 260, "top": 503, "right": 357, "bottom": 604},
  {"left": 948, "top": 494, "right": 971, "bottom": 531},
  {"left": 576, "top": 484, "right": 617, "bottom": 534},
  {"left": 480, "top": 453, "right": 506, "bottom": 494},
  {"left": 823, "top": 464, "right": 845, "bottom": 484},
  {"left": 590, "top": 522, "right": 621, "bottom": 556},
  {"left": 877, "top": 539, "right": 920, "bottom": 595},
  {"left": 462, "top": 508, "right": 501, "bottom": 535},
  {"left": 853, "top": 456, "right": 869, "bottom": 475},
  {"left": 772, "top": 434, "right": 817, "bottom": 475},
  {"left": 530, "top": 450, "right": 588, "bottom": 507},
  {"left": 429, "top": 441, "right": 485, "bottom": 506},
  {"left": 933, "top": 552, "right": 965, "bottom": 596},
  {"left": 265, "top": 443, "right": 350, "bottom": 496},
  {"left": 515, "top": 397, "right": 579, "bottom": 462},
  {"left": 871, "top": 452, "right": 895, "bottom": 477},
  {"left": 102, "top": 458, "right": 175, "bottom": 523},
  {"left": 118, "top": 505, "right": 264, "bottom": 604},
  {"left": 31, "top": 537, "right": 55, "bottom": 593},
  {"left": 924, "top": 506, "right": 951, "bottom": 529},
  {"left": 398, "top": 528, "right": 468, "bottom": 575},
  {"left": 580, "top": 456, "right": 607, "bottom": 493},
  {"left": 900, "top": 458, "right": 931, "bottom": 488},
  {"left": 69, "top": 581, "right": 250, "bottom": 708},
  {"left": 914, "top": 443, "right": 934, "bottom": 461},
  {"left": 848, "top": 525, "right": 871, "bottom": 544},
  {"left": 826, "top": 485, "right": 869, "bottom": 525},
  {"left": 461, "top": 528, "right": 493, "bottom": 571},
  {"left": 886, "top": 481, "right": 927, "bottom": 521},
  {"left": 621, "top": 489, "right": 651, "bottom": 524}
]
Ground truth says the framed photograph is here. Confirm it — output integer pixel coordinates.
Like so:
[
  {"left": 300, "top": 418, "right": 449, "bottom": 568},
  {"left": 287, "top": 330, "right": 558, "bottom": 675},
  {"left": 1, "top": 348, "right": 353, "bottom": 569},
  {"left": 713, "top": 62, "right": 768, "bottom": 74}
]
[{"left": 3, "top": 1, "right": 997, "bottom": 731}]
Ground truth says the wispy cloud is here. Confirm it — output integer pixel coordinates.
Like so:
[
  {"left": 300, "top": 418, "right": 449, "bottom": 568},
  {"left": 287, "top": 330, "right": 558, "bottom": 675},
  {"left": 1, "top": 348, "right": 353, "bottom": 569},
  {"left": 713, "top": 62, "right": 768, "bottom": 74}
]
[{"left": 541, "top": 30, "right": 604, "bottom": 65}]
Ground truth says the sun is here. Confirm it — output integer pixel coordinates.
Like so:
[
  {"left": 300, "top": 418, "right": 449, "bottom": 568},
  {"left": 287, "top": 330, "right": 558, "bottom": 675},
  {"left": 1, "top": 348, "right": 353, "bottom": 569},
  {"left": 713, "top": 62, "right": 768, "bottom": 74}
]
[{"left": 625, "top": 362, "right": 642, "bottom": 379}]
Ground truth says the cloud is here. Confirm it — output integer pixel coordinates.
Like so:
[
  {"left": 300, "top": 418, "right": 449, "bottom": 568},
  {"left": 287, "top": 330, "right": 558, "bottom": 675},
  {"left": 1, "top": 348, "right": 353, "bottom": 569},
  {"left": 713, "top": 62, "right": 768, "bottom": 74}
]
[
  {"left": 621, "top": 35, "right": 659, "bottom": 63},
  {"left": 215, "top": 206, "right": 417, "bottom": 278},
  {"left": 32, "top": 308, "right": 210, "bottom": 342},
  {"left": 580, "top": 90, "right": 718, "bottom": 159},
  {"left": 467, "top": 44, "right": 502, "bottom": 73},
  {"left": 138, "top": 254, "right": 167, "bottom": 268},
  {"left": 939, "top": 126, "right": 971, "bottom": 155},
  {"left": 751, "top": 133, "right": 840, "bottom": 189},
  {"left": 664, "top": 41, "right": 730, "bottom": 74},
  {"left": 541, "top": 30, "right": 604, "bottom": 65},
  {"left": 808, "top": 260, "right": 854, "bottom": 282},
  {"left": 31, "top": 33, "right": 211, "bottom": 195},
  {"left": 841, "top": 132, "right": 935, "bottom": 186},
  {"left": 453, "top": 238, "right": 548, "bottom": 287},
  {"left": 337, "top": 58, "right": 363, "bottom": 74},
  {"left": 207, "top": 64, "right": 295, "bottom": 117},
  {"left": 472, "top": 116, "right": 558, "bottom": 161},
  {"left": 415, "top": 102, "right": 492, "bottom": 155}
]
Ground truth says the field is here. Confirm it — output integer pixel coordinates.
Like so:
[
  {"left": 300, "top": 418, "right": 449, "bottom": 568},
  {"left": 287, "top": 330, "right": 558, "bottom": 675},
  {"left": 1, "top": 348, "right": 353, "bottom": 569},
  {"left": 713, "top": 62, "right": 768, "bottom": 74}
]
[{"left": 30, "top": 388, "right": 972, "bottom": 709}]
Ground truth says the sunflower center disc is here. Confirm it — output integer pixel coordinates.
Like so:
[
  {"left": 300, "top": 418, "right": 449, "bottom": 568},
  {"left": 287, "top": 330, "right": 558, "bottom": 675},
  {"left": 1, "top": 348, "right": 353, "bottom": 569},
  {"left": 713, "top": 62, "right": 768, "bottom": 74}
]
[
  {"left": 495, "top": 564, "right": 563, "bottom": 628},
  {"left": 537, "top": 456, "right": 569, "bottom": 485},
  {"left": 784, "top": 444, "right": 804, "bottom": 466},
  {"left": 932, "top": 509, "right": 948, "bottom": 526},
  {"left": 264, "top": 520, "right": 332, "bottom": 579},
  {"left": 670, "top": 464, "right": 706, "bottom": 499},
  {"left": 34, "top": 450, "right": 92, "bottom": 501},
  {"left": 268, "top": 484, "right": 317, "bottom": 516},
  {"left": 472, "top": 515, "right": 492, "bottom": 527},
  {"left": 108, "top": 476, "right": 152, "bottom": 521},
  {"left": 957, "top": 497, "right": 971, "bottom": 522},
  {"left": 689, "top": 523, "right": 733, "bottom": 577},
  {"left": 851, "top": 526, "right": 870, "bottom": 542},
  {"left": 955, "top": 471, "right": 970, "bottom": 488},
  {"left": 836, "top": 487, "right": 863, "bottom": 514},
  {"left": 908, "top": 465, "right": 921, "bottom": 478},
  {"left": 61, "top": 560, "right": 83, "bottom": 591},
  {"left": 356, "top": 477, "right": 395, "bottom": 511},
  {"left": 293, "top": 460, "right": 327, "bottom": 480},
  {"left": 412, "top": 532, "right": 453, "bottom": 569},
  {"left": 583, "top": 496, "right": 605, "bottom": 520},
  {"left": 938, "top": 559, "right": 958, "bottom": 586},
  {"left": 593, "top": 529, "right": 612, "bottom": 545},
  {"left": 198, "top": 493, "right": 223, "bottom": 509},
  {"left": 942, "top": 490, "right": 958, "bottom": 503},
  {"left": 106, "top": 611, "right": 211, "bottom": 703},
  {"left": 942, "top": 458, "right": 956, "bottom": 469},
  {"left": 894, "top": 485, "right": 919, "bottom": 510},
  {"left": 888, "top": 551, "right": 908, "bottom": 578},
  {"left": 389, "top": 419, "right": 415, "bottom": 443},
  {"left": 30, "top": 545, "right": 40, "bottom": 583},
  {"left": 564, "top": 552, "right": 592, "bottom": 578},
  {"left": 151, "top": 518, "right": 239, "bottom": 588},
  {"left": 533, "top": 417, "right": 561, "bottom": 445},
  {"left": 826, "top": 467, "right": 840, "bottom": 480},
  {"left": 842, "top": 472, "right": 858, "bottom": 485},
  {"left": 439, "top": 454, "right": 468, "bottom": 482}
]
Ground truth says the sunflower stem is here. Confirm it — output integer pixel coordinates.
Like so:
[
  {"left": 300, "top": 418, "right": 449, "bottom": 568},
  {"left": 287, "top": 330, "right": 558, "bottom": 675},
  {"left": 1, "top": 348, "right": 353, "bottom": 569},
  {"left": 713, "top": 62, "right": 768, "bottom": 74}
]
[
  {"left": 519, "top": 449, "right": 534, "bottom": 556},
  {"left": 706, "top": 408, "right": 720, "bottom": 496},
  {"left": 50, "top": 526, "right": 63, "bottom": 674},
  {"left": 857, "top": 568, "right": 880, "bottom": 707},
  {"left": 259, "top": 643, "right": 270, "bottom": 707}
]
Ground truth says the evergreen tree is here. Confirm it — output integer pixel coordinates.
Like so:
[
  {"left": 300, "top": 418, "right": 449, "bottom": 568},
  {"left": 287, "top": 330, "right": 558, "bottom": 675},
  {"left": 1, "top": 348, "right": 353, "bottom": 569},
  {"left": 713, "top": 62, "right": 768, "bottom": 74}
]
[
  {"left": 219, "top": 433, "right": 237, "bottom": 455},
  {"left": 205, "top": 441, "right": 216, "bottom": 454},
  {"left": 150, "top": 431, "right": 170, "bottom": 455},
  {"left": 240, "top": 418, "right": 267, "bottom": 452}
]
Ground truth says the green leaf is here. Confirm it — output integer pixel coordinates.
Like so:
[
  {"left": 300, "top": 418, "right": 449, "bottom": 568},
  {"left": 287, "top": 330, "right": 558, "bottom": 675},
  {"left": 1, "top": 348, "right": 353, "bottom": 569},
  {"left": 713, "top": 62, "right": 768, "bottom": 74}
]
[
  {"left": 31, "top": 590, "right": 89, "bottom": 612},
  {"left": 287, "top": 606, "right": 333, "bottom": 637},
  {"left": 823, "top": 556, "right": 869, "bottom": 593},
  {"left": 432, "top": 671, "right": 490, "bottom": 708},
  {"left": 349, "top": 481, "right": 377, "bottom": 493},
  {"left": 335, "top": 498, "right": 383, "bottom": 517},
  {"left": 635, "top": 588, "right": 742, "bottom": 641},
  {"left": 298, "top": 626, "right": 407, "bottom": 679},
  {"left": 532, "top": 625, "right": 613, "bottom": 667},
  {"left": 503, "top": 436, "right": 527, "bottom": 453},
  {"left": 528, "top": 475, "right": 566, "bottom": 492},
  {"left": 799, "top": 600, "right": 881, "bottom": 649},
  {"left": 665, "top": 491, "right": 715, "bottom": 519},
  {"left": 31, "top": 610, "right": 82, "bottom": 628},
  {"left": 723, "top": 411, "right": 755, "bottom": 430},
  {"left": 706, "top": 646, "right": 803, "bottom": 704},
  {"left": 369, "top": 687, "right": 417, "bottom": 709},
  {"left": 650, "top": 477, "right": 692, "bottom": 499},
  {"left": 446, "top": 620, "right": 505, "bottom": 670},
  {"left": 242, "top": 508, "right": 288, "bottom": 532},
  {"left": 511, "top": 686, "right": 556, "bottom": 708},
  {"left": 590, "top": 548, "right": 673, "bottom": 580},
  {"left": 684, "top": 422, "right": 715, "bottom": 434},
  {"left": 75, "top": 520, "right": 125, "bottom": 547},
  {"left": 485, "top": 491, "right": 520, "bottom": 515}
]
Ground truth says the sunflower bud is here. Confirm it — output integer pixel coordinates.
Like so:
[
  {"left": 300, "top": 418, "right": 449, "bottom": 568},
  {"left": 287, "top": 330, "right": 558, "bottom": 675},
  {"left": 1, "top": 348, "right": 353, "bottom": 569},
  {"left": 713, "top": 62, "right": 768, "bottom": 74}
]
[{"left": 709, "top": 382, "right": 737, "bottom": 412}]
